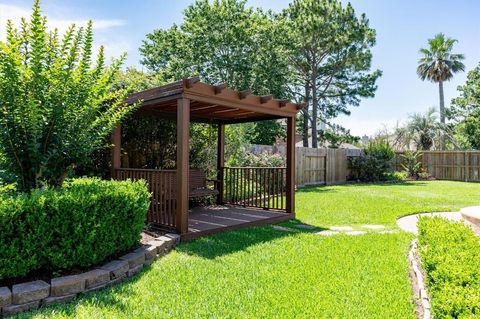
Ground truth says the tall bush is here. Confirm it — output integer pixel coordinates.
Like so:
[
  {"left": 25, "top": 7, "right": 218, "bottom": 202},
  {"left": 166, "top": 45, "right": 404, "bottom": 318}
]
[
  {"left": 401, "top": 150, "right": 422, "bottom": 178},
  {"left": 0, "top": 0, "right": 136, "bottom": 191},
  {"left": 350, "top": 139, "right": 395, "bottom": 182},
  {"left": 0, "top": 178, "right": 149, "bottom": 281}
]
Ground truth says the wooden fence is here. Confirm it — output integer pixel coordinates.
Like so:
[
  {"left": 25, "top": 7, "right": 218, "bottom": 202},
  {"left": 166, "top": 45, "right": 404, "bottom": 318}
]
[
  {"left": 395, "top": 151, "right": 480, "bottom": 182},
  {"left": 296, "top": 147, "right": 358, "bottom": 186}
]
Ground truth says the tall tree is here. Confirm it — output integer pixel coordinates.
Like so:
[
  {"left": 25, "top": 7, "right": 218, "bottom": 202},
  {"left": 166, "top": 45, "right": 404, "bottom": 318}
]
[
  {"left": 0, "top": 0, "right": 135, "bottom": 191},
  {"left": 449, "top": 62, "right": 480, "bottom": 149},
  {"left": 417, "top": 33, "right": 465, "bottom": 150},
  {"left": 282, "top": 0, "right": 381, "bottom": 148},
  {"left": 140, "top": 0, "right": 290, "bottom": 145}
]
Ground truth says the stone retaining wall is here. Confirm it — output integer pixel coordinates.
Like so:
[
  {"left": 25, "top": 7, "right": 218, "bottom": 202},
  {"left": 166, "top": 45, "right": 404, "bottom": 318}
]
[
  {"left": 408, "top": 240, "right": 431, "bottom": 319},
  {"left": 0, "top": 233, "right": 180, "bottom": 318}
]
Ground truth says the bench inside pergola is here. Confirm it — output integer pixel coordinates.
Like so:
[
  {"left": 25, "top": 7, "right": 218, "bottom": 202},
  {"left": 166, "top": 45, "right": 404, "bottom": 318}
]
[{"left": 112, "top": 77, "right": 302, "bottom": 240}]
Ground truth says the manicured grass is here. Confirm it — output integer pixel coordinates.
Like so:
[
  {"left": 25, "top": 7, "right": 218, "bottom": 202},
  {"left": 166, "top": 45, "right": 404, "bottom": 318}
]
[
  {"left": 297, "top": 180, "right": 480, "bottom": 226},
  {"left": 17, "top": 181, "right": 480, "bottom": 318},
  {"left": 21, "top": 230, "right": 414, "bottom": 319}
]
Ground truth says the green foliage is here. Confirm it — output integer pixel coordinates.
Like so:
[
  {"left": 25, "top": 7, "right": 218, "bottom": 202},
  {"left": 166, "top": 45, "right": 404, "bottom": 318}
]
[
  {"left": 417, "top": 33, "right": 465, "bottom": 83},
  {"left": 0, "top": 178, "right": 149, "bottom": 280},
  {"left": 387, "top": 171, "right": 408, "bottom": 181},
  {"left": 449, "top": 62, "right": 480, "bottom": 149},
  {"left": 282, "top": 0, "right": 381, "bottom": 147},
  {"left": 246, "top": 120, "right": 284, "bottom": 145},
  {"left": 318, "top": 127, "right": 360, "bottom": 148},
  {"left": 394, "top": 108, "right": 457, "bottom": 150},
  {"left": 349, "top": 139, "right": 395, "bottom": 182},
  {"left": 418, "top": 217, "right": 480, "bottom": 318},
  {"left": 0, "top": 1, "right": 135, "bottom": 191},
  {"left": 365, "top": 139, "right": 395, "bottom": 162},
  {"left": 241, "top": 152, "right": 285, "bottom": 168},
  {"left": 417, "top": 33, "right": 465, "bottom": 149},
  {"left": 401, "top": 150, "right": 422, "bottom": 178},
  {"left": 225, "top": 123, "right": 253, "bottom": 167},
  {"left": 140, "top": 0, "right": 289, "bottom": 144}
]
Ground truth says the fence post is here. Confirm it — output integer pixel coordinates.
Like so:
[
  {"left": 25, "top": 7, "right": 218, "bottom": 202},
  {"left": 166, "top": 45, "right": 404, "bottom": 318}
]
[{"left": 465, "top": 151, "right": 469, "bottom": 182}]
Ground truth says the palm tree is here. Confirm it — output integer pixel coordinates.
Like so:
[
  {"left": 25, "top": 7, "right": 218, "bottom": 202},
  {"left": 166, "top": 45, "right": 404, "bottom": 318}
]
[
  {"left": 417, "top": 33, "right": 465, "bottom": 149},
  {"left": 394, "top": 107, "right": 458, "bottom": 150}
]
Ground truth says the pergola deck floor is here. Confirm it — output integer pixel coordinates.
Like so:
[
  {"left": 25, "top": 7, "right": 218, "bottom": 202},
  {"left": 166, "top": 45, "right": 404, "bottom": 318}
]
[{"left": 183, "top": 205, "right": 294, "bottom": 240}]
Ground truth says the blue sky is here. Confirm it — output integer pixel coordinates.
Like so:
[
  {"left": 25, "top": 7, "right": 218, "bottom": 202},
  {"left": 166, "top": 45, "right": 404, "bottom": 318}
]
[{"left": 1, "top": 0, "right": 479, "bottom": 136}]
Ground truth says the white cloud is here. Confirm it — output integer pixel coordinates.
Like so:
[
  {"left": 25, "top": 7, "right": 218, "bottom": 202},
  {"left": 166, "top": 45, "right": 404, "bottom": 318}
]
[
  {"left": 0, "top": 3, "right": 125, "bottom": 38},
  {"left": 0, "top": 3, "right": 128, "bottom": 61},
  {"left": 49, "top": 18, "right": 126, "bottom": 32}
]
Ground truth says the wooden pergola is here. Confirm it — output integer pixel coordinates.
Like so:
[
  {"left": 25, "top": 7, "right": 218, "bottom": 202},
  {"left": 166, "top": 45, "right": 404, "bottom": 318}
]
[{"left": 112, "top": 77, "right": 302, "bottom": 240}]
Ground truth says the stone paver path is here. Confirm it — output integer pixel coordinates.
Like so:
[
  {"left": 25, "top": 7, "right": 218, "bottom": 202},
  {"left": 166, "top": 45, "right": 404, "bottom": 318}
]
[
  {"left": 316, "top": 224, "right": 392, "bottom": 236},
  {"left": 294, "top": 223, "right": 317, "bottom": 230},
  {"left": 361, "top": 225, "right": 385, "bottom": 230},
  {"left": 330, "top": 226, "right": 353, "bottom": 231},
  {"left": 272, "top": 225, "right": 296, "bottom": 232},
  {"left": 316, "top": 230, "right": 339, "bottom": 236},
  {"left": 273, "top": 224, "right": 394, "bottom": 236},
  {"left": 345, "top": 231, "right": 367, "bottom": 236},
  {"left": 396, "top": 212, "right": 462, "bottom": 235}
]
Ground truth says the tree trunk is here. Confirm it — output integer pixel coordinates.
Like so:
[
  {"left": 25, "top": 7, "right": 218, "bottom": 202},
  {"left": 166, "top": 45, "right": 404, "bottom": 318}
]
[
  {"left": 438, "top": 81, "right": 445, "bottom": 150},
  {"left": 311, "top": 73, "right": 318, "bottom": 148},
  {"left": 303, "top": 82, "right": 310, "bottom": 147}
]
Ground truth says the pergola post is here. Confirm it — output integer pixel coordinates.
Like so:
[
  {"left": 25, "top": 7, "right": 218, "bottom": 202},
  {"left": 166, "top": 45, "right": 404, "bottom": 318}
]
[
  {"left": 111, "top": 125, "right": 122, "bottom": 178},
  {"left": 176, "top": 98, "right": 190, "bottom": 234},
  {"left": 286, "top": 116, "right": 296, "bottom": 214},
  {"left": 217, "top": 123, "right": 225, "bottom": 204}
]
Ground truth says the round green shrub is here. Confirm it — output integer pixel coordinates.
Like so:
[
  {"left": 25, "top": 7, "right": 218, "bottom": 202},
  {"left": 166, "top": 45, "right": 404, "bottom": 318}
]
[{"left": 0, "top": 178, "right": 150, "bottom": 281}]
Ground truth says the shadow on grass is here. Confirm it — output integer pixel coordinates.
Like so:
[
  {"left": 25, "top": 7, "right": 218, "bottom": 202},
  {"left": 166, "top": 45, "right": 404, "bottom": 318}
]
[{"left": 177, "top": 219, "right": 327, "bottom": 259}]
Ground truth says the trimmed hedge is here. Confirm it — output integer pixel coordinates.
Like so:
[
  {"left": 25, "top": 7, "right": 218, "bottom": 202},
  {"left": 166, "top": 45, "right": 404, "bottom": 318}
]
[
  {"left": 0, "top": 178, "right": 150, "bottom": 281},
  {"left": 418, "top": 217, "right": 480, "bottom": 318}
]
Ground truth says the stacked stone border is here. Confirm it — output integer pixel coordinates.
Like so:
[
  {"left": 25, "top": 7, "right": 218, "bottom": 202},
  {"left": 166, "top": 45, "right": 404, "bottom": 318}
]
[
  {"left": 408, "top": 239, "right": 431, "bottom": 319},
  {"left": 0, "top": 233, "right": 180, "bottom": 318}
]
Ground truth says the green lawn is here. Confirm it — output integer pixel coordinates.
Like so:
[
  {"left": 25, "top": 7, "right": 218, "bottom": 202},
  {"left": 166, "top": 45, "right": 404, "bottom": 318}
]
[
  {"left": 18, "top": 181, "right": 480, "bottom": 319},
  {"left": 297, "top": 180, "right": 480, "bottom": 226}
]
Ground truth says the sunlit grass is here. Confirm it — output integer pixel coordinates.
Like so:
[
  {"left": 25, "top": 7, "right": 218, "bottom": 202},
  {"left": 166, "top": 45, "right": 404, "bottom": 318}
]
[
  {"left": 296, "top": 180, "right": 480, "bottom": 226},
  {"left": 17, "top": 181, "right": 480, "bottom": 318}
]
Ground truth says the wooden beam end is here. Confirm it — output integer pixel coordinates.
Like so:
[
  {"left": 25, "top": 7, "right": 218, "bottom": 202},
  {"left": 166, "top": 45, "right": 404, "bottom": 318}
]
[
  {"left": 296, "top": 102, "right": 307, "bottom": 110},
  {"left": 214, "top": 83, "right": 227, "bottom": 94},
  {"left": 278, "top": 99, "right": 290, "bottom": 108},
  {"left": 239, "top": 90, "right": 252, "bottom": 99},
  {"left": 183, "top": 76, "right": 200, "bottom": 89},
  {"left": 260, "top": 95, "right": 273, "bottom": 104}
]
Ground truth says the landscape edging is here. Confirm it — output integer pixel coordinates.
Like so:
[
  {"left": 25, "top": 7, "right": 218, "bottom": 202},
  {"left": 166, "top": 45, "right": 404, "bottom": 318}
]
[
  {"left": 408, "top": 239, "right": 432, "bottom": 319},
  {"left": 0, "top": 233, "right": 180, "bottom": 318}
]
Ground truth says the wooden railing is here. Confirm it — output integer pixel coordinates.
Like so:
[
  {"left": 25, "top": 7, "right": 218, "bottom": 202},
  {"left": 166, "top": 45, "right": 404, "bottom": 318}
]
[
  {"left": 222, "top": 167, "right": 287, "bottom": 211},
  {"left": 114, "top": 168, "right": 177, "bottom": 228}
]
